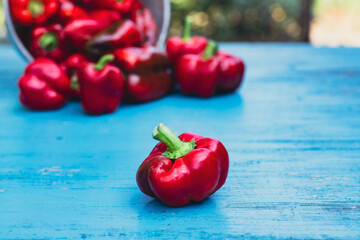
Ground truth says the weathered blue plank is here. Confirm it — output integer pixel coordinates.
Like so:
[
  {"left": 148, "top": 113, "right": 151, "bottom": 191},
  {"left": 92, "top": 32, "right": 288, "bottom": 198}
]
[{"left": 0, "top": 43, "right": 360, "bottom": 239}]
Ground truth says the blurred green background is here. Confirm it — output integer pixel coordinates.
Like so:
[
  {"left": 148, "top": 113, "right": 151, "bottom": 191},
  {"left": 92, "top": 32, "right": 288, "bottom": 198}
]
[
  {"left": 0, "top": 0, "right": 359, "bottom": 46},
  {"left": 169, "top": 0, "right": 307, "bottom": 41}
]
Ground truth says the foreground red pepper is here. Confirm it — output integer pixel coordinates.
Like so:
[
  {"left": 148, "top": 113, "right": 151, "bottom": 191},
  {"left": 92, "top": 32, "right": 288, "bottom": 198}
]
[
  {"left": 137, "top": 123, "right": 229, "bottom": 207},
  {"left": 175, "top": 40, "right": 220, "bottom": 98},
  {"left": 166, "top": 16, "right": 207, "bottom": 62},
  {"left": 86, "top": 20, "right": 142, "bottom": 56},
  {"left": 10, "top": 0, "right": 58, "bottom": 25},
  {"left": 18, "top": 58, "right": 70, "bottom": 110},
  {"left": 114, "top": 46, "right": 173, "bottom": 103},
  {"left": 64, "top": 11, "right": 121, "bottom": 50},
  {"left": 77, "top": 54, "right": 124, "bottom": 115},
  {"left": 30, "top": 24, "right": 68, "bottom": 62}
]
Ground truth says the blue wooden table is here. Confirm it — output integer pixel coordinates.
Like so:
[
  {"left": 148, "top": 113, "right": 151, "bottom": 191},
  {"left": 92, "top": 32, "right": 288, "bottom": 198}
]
[{"left": 1, "top": 43, "right": 360, "bottom": 239}]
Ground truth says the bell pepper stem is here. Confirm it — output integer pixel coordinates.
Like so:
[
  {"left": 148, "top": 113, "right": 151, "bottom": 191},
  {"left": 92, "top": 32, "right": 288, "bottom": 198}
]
[
  {"left": 203, "top": 40, "right": 218, "bottom": 60},
  {"left": 182, "top": 16, "right": 193, "bottom": 41},
  {"left": 39, "top": 33, "right": 58, "bottom": 52},
  {"left": 153, "top": 123, "right": 196, "bottom": 160},
  {"left": 70, "top": 73, "right": 80, "bottom": 91},
  {"left": 94, "top": 54, "right": 115, "bottom": 71},
  {"left": 28, "top": 0, "right": 44, "bottom": 17}
]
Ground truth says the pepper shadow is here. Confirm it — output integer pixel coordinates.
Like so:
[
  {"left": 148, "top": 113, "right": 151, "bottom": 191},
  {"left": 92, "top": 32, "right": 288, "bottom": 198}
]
[{"left": 129, "top": 191, "right": 231, "bottom": 238}]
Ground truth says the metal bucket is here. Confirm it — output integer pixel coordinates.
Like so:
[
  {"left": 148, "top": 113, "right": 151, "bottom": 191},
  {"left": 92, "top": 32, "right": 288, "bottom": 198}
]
[{"left": 3, "top": 0, "right": 171, "bottom": 62}]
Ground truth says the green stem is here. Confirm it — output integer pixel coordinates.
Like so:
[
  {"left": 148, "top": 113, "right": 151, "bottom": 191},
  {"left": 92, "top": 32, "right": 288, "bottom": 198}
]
[
  {"left": 182, "top": 16, "right": 193, "bottom": 41},
  {"left": 94, "top": 54, "right": 114, "bottom": 71},
  {"left": 39, "top": 33, "right": 58, "bottom": 52},
  {"left": 70, "top": 73, "right": 80, "bottom": 91},
  {"left": 153, "top": 123, "right": 196, "bottom": 160},
  {"left": 203, "top": 40, "right": 218, "bottom": 60},
  {"left": 28, "top": 0, "right": 44, "bottom": 17}
]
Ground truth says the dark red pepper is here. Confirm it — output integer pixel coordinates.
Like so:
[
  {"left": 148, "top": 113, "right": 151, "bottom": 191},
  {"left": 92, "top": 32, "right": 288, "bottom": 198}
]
[
  {"left": 58, "top": 0, "right": 87, "bottom": 24},
  {"left": 89, "top": 0, "right": 134, "bottom": 14},
  {"left": 77, "top": 54, "right": 125, "bottom": 115},
  {"left": 217, "top": 51, "right": 246, "bottom": 93},
  {"left": 175, "top": 40, "right": 220, "bottom": 98},
  {"left": 166, "top": 16, "right": 208, "bottom": 62},
  {"left": 30, "top": 24, "right": 69, "bottom": 62},
  {"left": 86, "top": 19, "right": 142, "bottom": 56},
  {"left": 136, "top": 123, "right": 229, "bottom": 207},
  {"left": 10, "top": 0, "right": 58, "bottom": 25},
  {"left": 114, "top": 46, "right": 173, "bottom": 103},
  {"left": 60, "top": 53, "right": 88, "bottom": 97},
  {"left": 64, "top": 11, "right": 121, "bottom": 50},
  {"left": 18, "top": 58, "right": 70, "bottom": 110}
]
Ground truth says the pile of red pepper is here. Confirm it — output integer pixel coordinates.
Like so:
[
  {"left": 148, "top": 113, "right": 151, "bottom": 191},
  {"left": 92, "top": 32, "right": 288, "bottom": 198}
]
[{"left": 11, "top": 0, "right": 246, "bottom": 115}]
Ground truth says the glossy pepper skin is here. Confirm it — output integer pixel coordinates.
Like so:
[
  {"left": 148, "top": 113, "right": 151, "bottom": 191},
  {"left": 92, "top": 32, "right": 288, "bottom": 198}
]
[
  {"left": 175, "top": 41, "right": 220, "bottom": 98},
  {"left": 18, "top": 58, "right": 70, "bottom": 110},
  {"left": 137, "top": 124, "right": 229, "bottom": 207},
  {"left": 166, "top": 16, "right": 207, "bottom": 62},
  {"left": 217, "top": 51, "right": 246, "bottom": 93},
  {"left": 10, "top": 0, "right": 58, "bottom": 25},
  {"left": 30, "top": 24, "right": 68, "bottom": 62},
  {"left": 77, "top": 54, "right": 124, "bottom": 115},
  {"left": 58, "top": 0, "right": 87, "bottom": 24},
  {"left": 114, "top": 46, "right": 172, "bottom": 103},
  {"left": 86, "top": 20, "right": 141, "bottom": 57},
  {"left": 61, "top": 53, "right": 88, "bottom": 97},
  {"left": 64, "top": 11, "right": 121, "bottom": 50}
]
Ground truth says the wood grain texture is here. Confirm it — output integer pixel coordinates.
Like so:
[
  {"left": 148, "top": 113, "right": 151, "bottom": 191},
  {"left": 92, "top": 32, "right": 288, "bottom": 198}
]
[{"left": 0, "top": 43, "right": 359, "bottom": 239}]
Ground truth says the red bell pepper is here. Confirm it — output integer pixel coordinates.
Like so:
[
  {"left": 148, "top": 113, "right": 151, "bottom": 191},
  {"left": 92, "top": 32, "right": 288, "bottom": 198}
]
[
  {"left": 86, "top": 19, "right": 142, "bottom": 56},
  {"left": 217, "top": 51, "right": 246, "bottom": 93},
  {"left": 10, "top": 0, "right": 58, "bottom": 25},
  {"left": 88, "top": 9, "right": 122, "bottom": 24},
  {"left": 129, "top": 0, "right": 142, "bottom": 21},
  {"left": 60, "top": 53, "right": 88, "bottom": 97},
  {"left": 136, "top": 123, "right": 229, "bottom": 207},
  {"left": 64, "top": 10, "right": 121, "bottom": 50},
  {"left": 58, "top": 0, "right": 87, "bottom": 24},
  {"left": 141, "top": 8, "right": 157, "bottom": 46},
  {"left": 131, "top": 4, "right": 157, "bottom": 46},
  {"left": 89, "top": 0, "right": 134, "bottom": 14},
  {"left": 114, "top": 46, "right": 173, "bottom": 103},
  {"left": 18, "top": 58, "right": 70, "bottom": 110},
  {"left": 77, "top": 54, "right": 125, "bottom": 115},
  {"left": 176, "top": 41, "right": 246, "bottom": 97},
  {"left": 175, "top": 40, "right": 220, "bottom": 98},
  {"left": 30, "top": 24, "right": 68, "bottom": 62},
  {"left": 166, "top": 16, "right": 208, "bottom": 62}
]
